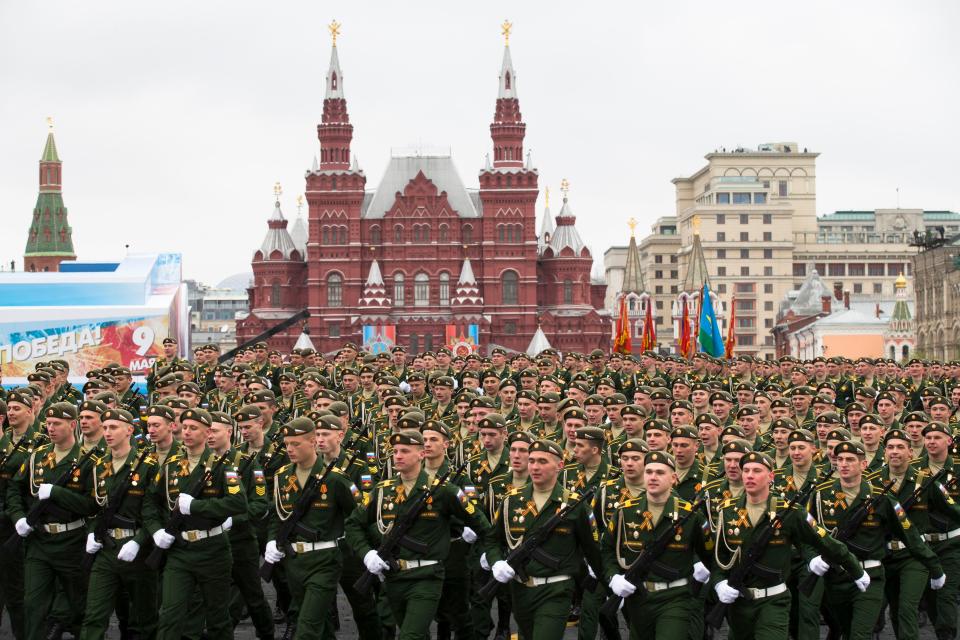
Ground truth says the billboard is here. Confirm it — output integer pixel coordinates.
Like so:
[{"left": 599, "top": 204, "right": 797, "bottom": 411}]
[
  {"left": 362, "top": 325, "right": 396, "bottom": 354},
  {"left": 446, "top": 324, "right": 479, "bottom": 356}
]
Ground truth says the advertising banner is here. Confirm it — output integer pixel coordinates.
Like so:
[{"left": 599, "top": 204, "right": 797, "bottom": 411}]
[
  {"left": 362, "top": 325, "right": 396, "bottom": 354},
  {"left": 445, "top": 324, "right": 479, "bottom": 356}
]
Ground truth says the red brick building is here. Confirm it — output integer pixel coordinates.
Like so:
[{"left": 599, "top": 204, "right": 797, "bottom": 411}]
[{"left": 238, "top": 34, "right": 608, "bottom": 355}]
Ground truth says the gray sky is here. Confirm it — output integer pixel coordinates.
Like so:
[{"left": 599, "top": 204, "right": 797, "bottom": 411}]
[{"left": 2, "top": 1, "right": 958, "bottom": 286}]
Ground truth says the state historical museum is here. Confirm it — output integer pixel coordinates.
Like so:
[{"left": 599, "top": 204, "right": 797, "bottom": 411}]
[{"left": 238, "top": 27, "right": 609, "bottom": 355}]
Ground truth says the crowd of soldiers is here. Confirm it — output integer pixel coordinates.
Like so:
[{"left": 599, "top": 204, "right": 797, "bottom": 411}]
[{"left": 2, "top": 335, "right": 960, "bottom": 640}]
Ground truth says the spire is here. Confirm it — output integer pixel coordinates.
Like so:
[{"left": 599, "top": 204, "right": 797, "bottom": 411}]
[
  {"left": 258, "top": 184, "right": 301, "bottom": 261},
  {"left": 25, "top": 118, "right": 75, "bottom": 272},
  {"left": 525, "top": 325, "right": 552, "bottom": 357},
  {"left": 318, "top": 20, "right": 354, "bottom": 172},
  {"left": 537, "top": 186, "right": 554, "bottom": 253},
  {"left": 359, "top": 259, "right": 391, "bottom": 308},
  {"left": 891, "top": 273, "right": 912, "bottom": 324},
  {"left": 546, "top": 179, "right": 588, "bottom": 256},
  {"left": 489, "top": 20, "right": 526, "bottom": 170},
  {"left": 498, "top": 22, "right": 517, "bottom": 99},
  {"left": 453, "top": 257, "right": 484, "bottom": 305},
  {"left": 681, "top": 230, "right": 710, "bottom": 293},
  {"left": 325, "top": 23, "right": 344, "bottom": 99},
  {"left": 621, "top": 218, "right": 646, "bottom": 294},
  {"left": 290, "top": 194, "right": 308, "bottom": 255}
]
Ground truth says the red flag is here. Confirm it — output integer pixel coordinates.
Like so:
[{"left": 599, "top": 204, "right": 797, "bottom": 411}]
[
  {"left": 679, "top": 299, "right": 691, "bottom": 358},
  {"left": 613, "top": 297, "right": 632, "bottom": 354},
  {"left": 725, "top": 294, "right": 736, "bottom": 359},
  {"left": 640, "top": 299, "right": 656, "bottom": 352}
]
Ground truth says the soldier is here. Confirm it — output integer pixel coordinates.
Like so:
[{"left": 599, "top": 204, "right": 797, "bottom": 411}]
[
  {"left": 144, "top": 408, "right": 247, "bottom": 640},
  {"left": 147, "top": 337, "right": 183, "bottom": 395},
  {"left": 344, "top": 429, "right": 492, "bottom": 639},
  {"left": 486, "top": 439, "right": 605, "bottom": 640},
  {"left": 7, "top": 402, "right": 98, "bottom": 640},
  {"left": 144, "top": 404, "right": 182, "bottom": 465},
  {"left": 79, "top": 408, "right": 159, "bottom": 640}
]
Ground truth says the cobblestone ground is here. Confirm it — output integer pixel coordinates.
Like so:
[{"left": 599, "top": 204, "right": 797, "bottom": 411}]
[{"left": 0, "top": 583, "right": 924, "bottom": 639}]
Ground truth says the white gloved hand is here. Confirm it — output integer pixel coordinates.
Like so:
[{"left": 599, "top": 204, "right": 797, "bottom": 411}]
[
  {"left": 587, "top": 563, "right": 597, "bottom": 580},
  {"left": 363, "top": 550, "right": 390, "bottom": 575},
  {"left": 85, "top": 532, "right": 103, "bottom": 554},
  {"left": 609, "top": 574, "right": 637, "bottom": 598},
  {"left": 693, "top": 561, "right": 711, "bottom": 584},
  {"left": 461, "top": 526, "right": 478, "bottom": 544},
  {"left": 177, "top": 493, "right": 194, "bottom": 515},
  {"left": 854, "top": 572, "right": 871, "bottom": 593},
  {"left": 152, "top": 529, "right": 175, "bottom": 549},
  {"left": 117, "top": 540, "right": 140, "bottom": 562},
  {"left": 399, "top": 382, "right": 412, "bottom": 393},
  {"left": 715, "top": 580, "right": 740, "bottom": 604},
  {"left": 265, "top": 540, "right": 285, "bottom": 564},
  {"left": 222, "top": 517, "right": 233, "bottom": 531},
  {"left": 492, "top": 560, "right": 516, "bottom": 584},
  {"left": 14, "top": 518, "right": 33, "bottom": 537},
  {"left": 37, "top": 484, "right": 53, "bottom": 500},
  {"left": 480, "top": 552, "right": 490, "bottom": 571},
  {"left": 808, "top": 555, "right": 830, "bottom": 577},
  {"left": 931, "top": 574, "right": 947, "bottom": 590}
]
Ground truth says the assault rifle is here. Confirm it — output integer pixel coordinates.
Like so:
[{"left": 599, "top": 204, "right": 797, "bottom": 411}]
[
  {"left": 478, "top": 485, "right": 598, "bottom": 600},
  {"left": 145, "top": 453, "right": 229, "bottom": 569},
  {"left": 3, "top": 446, "right": 102, "bottom": 553},
  {"left": 354, "top": 459, "right": 469, "bottom": 595},
  {"left": 706, "top": 477, "right": 819, "bottom": 628},
  {"left": 798, "top": 479, "right": 895, "bottom": 596},
  {"left": 600, "top": 495, "right": 707, "bottom": 616}
]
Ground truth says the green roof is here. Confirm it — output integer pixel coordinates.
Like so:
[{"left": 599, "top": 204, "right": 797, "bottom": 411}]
[
  {"left": 41, "top": 132, "right": 60, "bottom": 163},
  {"left": 923, "top": 211, "right": 960, "bottom": 221},
  {"left": 891, "top": 299, "right": 912, "bottom": 321},
  {"left": 819, "top": 210, "right": 960, "bottom": 222}
]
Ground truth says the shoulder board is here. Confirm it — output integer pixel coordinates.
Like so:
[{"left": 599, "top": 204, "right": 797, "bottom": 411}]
[
  {"left": 775, "top": 498, "right": 791, "bottom": 510},
  {"left": 602, "top": 477, "right": 620, "bottom": 487},
  {"left": 239, "top": 451, "right": 254, "bottom": 461},
  {"left": 468, "top": 451, "right": 484, "bottom": 461},
  {"left": 376, "top": 478, "right": 397, "bottom": 488},
  {"left": 143, "top": 454, "right": 158, "bottom": 466},
  {"left": 815, "top": 479, "right": 834, "bottom": 491},
  {"left": 489, "top": 472, "right": 509, "bottom": 483},
  {"left": 678, "top": 498, "right": 693, "bottom": 511},
  {"left": 564, "top": 489, "right": 578, "bottom": 501},
  {"left": 773, "top": 467, "right": 786, "bottom": 477},
  {"left": 276, "top": 463, "right": 293, "bottom": 475},
  {"left": 34, "top": 442, "right": 53, "bottom": 453},
  {"left": 870, "top": 483, "right": 887, "bottom": 495},
  {"left": 621, "top": 497, "right": 642, "bottom": 509},
  {"left": 720, "top": 497, "right": 738, "bottom": 509},
  {"left": 166, "top": 453, "right": 183, "bottom": 464},
  {"left": 505, "top": 486, "right": 524, "bottom": 497},
  {"left": 703, "top": 478, "right": 725, "bottom": 491}
]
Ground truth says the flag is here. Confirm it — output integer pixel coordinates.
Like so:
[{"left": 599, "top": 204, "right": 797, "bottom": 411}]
[
  {"left": 679, "top": 299, "right": 691, "bottom": 357},
  {"left": 640, "top": 299, "right": 656, "bottom": 352},
  {"left": 725, "top": 294, "right": 736, "bottom": 359},
  {"left": 613, "top": 297, "right": 632, "bottom": 354},
  {"left": 698, "top": 284, "right": 725, "bottom": 357}
]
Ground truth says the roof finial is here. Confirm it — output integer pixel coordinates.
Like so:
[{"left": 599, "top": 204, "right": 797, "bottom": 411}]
[
  {"left": 692, "top": 215, "right": 700, "bottom": 237},
  {"left": 296, "top": 194, "right": 304, "bottom": 215},
  {"left": 501, "top": 19, "right": 512, "bottom": 45},
  {"left": 46, "top": 116, "right": 54, "bottom": 131},
  {"left": 628, "top": 217, "right": 638, "bottom": 238},
  {"left": 273, "top": 181, "right": 282, "bottom": 204},
  {"left": 560, "top": 178, "right": 569, "bottom": 201},
  {"left": 328, "top": 20, "right": 341, "bottom": 47},
  {"left": 545, "top": 186, "right": 550, "bottom": 209}
]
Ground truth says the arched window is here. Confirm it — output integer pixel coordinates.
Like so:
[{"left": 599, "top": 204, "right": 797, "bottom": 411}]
[
  {"left": 322, "top": 227, "right": 329, "bottom": 245},
  {"left": 394, "top": 273, "right": 405, "bottom": 305},
  {"left": 502, "top": 271, "right": 518, "bottom": 305},
  {"left": 327, "top": 273, "right": 342, "bottom": 307},
  {"left": 902, "top": 345, "right": 909, "bottom": 359},
  {"left": 394, "top": 225, "right": 403, "bottom": 243},
  {"left": 563, "top": 279, "right": 573, "bottom": 304},
  {"left": 414, "top": 273, "right": 430, "bottom": 306},
  {"left": 498, "top": 225, "right": 505, "bottom": 242},
  {"left": 421, "top": 225, "right": 430, "bottom": 243},
  {"left": 462, "top": 224, "right": 473, "bottom": 244},
  {"left": 270, "top": 283, "right": 281, "bottom": 307},
  {"left": 331, "top": 72, "right": 338, "bottom": 90},
  {"left": 370, "top": 225, "right": 381, "bottom": 244},
  {"left": 505, "top": 72, "right": 511, "bottom": 90},
  {"left": 439, "top": 224, "right": 448, "bottom": 243},
  {"left": 338, "top": 226, "right": 347, "bottom": 245},
  {"left": 439, "top": 272, "right": 450, "bottom": 306}
]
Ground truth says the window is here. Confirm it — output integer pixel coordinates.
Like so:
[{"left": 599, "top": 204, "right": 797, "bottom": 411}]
[
  {"left": 778, "top": 180, "right": 788, "bottom": 197},
  {"left": 717, "top": 267, "right": 727, "bottom": 277},
  {"left": 326, "top": 273, "right": 343, "bottom": 307},
  {"left": 815, "top": 263, "right": 826, "bottom": 275},
  {"left": 868, "top": 263, "right": 885, "bottom": 276},
  {"left": 740, "top": 214, "right": 749, "bottom": 224},
  {"left": 670, "top": 270, "right": 678, "bottom": 279},
  {"left": 733, "top": 193, "right": 751, "bottom": 205},
  {"left": 655, "top": 285, "right": 663, "bottom": 294},
  {"left": 853, "top": 283, "right": 863, "bottom": 294},
  {"left": 716, "top": 194, "right": 730, "bottom": 205},
  {"left": 763, "top": 249, "right": 773, "bottom": 259},
  {"left": 741, "top": 266, "right": 750, "bottom": 276},
  {"left": 270, "top": 283, "right": 281, "bottom": 306},
  {"left": 849, "top": 263, "right": 865, "bottom": 277},
  {"left": 739, "top": 232, "right": 749, "bottom": 242},
  {"left": 764, "top": 284, "right": 773, "bottom": 294},
  {"left": 414, "top": 273, "right": 429, "bottom": 306},
  {"left": 763, "top": 267, "right": 773, "bottom": 276},
  {"left": 410, "top": 335, "right": 419, "bottom": 354},
  {"left": 462, "top": 224, "right": 473, "bottom": 244},
  {"left": 321, "top": 227, "right": 329, "bottom": 245},
  {"left": 655, "top": 270, "right": 663, "bottom": 279},
  {"left": 716, "top": 284, "right": 727, "bottom": 293},
  {"left": 563, "top": 279, "right": 573, "bottom": 304},
  {"left": 439, "top": 225, "right": 449, "bottom": 243},
  {"left": 736, "top": 299, "right": 756, "bottom": 311},
  {"left": 763, "top": 213, "right": 772, "bottom": 224},
  {"left": 717, "top": 232, "right": 726, "bottom": 242},
  {"left": 394, "top": 225, "right": 403, "bottom": 243},
  {"left": 503, "top": 321, "right": 517, "bottom": 335},
  {"left": 670, "top": 285, "right": 678, "bottom": 293},
  {"left": 717, "top": 249, "right": 727, "bottom": 259},
  {"left": 339, "top": 226, "right": 347, "bottom": 244},
  {"left": 828, "top": 264, "right": 846, "bottom": 277},
  {"left": 739, "top": 335, "right": 756, "bottom": 346},
  {"left": 888, "top": 263, "right": 905, "bottom": 276},
  {"left": 655, "top": 255, "right": 663, "bottom": 264},
  {"left": 737, "top": 317, "right": 755, "bottom": 328},
  {"left": 873, "top": 283, "right": 883, "bottom": 294},
  {"left": 763, "top": 232, "right": 772, "bottom": 241},
  {"left": 717, "top": 214, "right": 726, "bottom": 224},
  {"left": 394, "top": 273, "right": 405, "bottom": 305},
  {"left": 740, "top": 249, "right": 750, "bottom": 259},
  {"left": 670, "top": 255, "right": 677, "bottom": 263},
  {"left": 656, "top": 300, "right": 663, "bottom": 310},
  {"left": 370, "top": 225, "right": 381, "bottom": 244},
  {"left": 502, "top": 271, "right": 518, "bottom": 304},
  {"left": 498, "top": 226, "right": 505, "bottom": 242},
  {"left": 755, "top": 194, "right": 767, "bottom": 205},
  {"left": 735, "top": 283, "right": 754, "bottom": 293},
  {"left": 329, "top": 324, "right": 340, "bottom": 338},
  {"left": 439, "top": 272, "right": 450, "bottom": 306},
  {"left": 764, "top": 318, "right": 773, "bottom": 328}
]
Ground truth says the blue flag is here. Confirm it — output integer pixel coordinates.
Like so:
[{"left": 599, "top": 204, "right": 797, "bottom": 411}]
[{"left": 698, "top": 284, "right": 725, "bottom": 357}]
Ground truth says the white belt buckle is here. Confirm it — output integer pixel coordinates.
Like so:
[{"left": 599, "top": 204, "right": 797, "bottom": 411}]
[{"left": 293, "top": 541, "right": 308, "bottom": 554}]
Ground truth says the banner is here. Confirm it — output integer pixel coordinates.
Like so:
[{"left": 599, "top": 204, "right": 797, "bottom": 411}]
[
  {"left": 445, "top": 325, "right": 479, "bottom": 357},
  {"left": 362, "top": 325, "right": 396, "bottom": 354}
]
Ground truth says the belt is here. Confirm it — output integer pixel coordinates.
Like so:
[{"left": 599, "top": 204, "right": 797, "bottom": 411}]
[
  {"left": 887, "top": 540, "right": 906, "bottom": 551},
  {"left": 642, "top": 578, "right": 689, "bottom": 592},
  {"left": 744, "top": 583, "right": 788, "bottom": 600},
  {"left": 181, "top": 525, "right": 224, "bottom": 542},
  {"left": 106, "top": 528, "right": 136, "bottom": 540},
  {"left": 42, "top": 519, "right": 84, "bottom": 534},
  {"left": 290, "top": 540, "right": 337, "bottom": 554},
  {"left": 396, "top": 559, "right": 439, "bottom": 571},
  {"left": 924, "top": 528, "right": 960, "bottom": 543},
  {"left": 860, "top": 559, "right": 881, "bottom": 569},
  {"left": 518, "top": 574, "right": 573, "bottom": 587}
]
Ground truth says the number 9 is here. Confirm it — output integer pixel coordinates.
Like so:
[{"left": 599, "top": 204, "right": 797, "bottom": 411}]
[{"left": 133, "top": 325, "right": 155, "bottom": 356}]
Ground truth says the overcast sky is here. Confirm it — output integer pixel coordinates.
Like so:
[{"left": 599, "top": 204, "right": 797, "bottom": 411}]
[{"left": 2, "top": 1, "right": 958, "bottom": 286}]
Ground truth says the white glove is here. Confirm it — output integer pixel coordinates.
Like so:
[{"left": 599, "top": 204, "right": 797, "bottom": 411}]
[
  {"left": 265, "top": 540, "right": 285, "bottom": 564},
  {"left": 808, "top": 555, "right": 830, "bottom": 577},
  {"left": 854, "top": 571, "right": 871, "bottom": 592},
  {"left": 931, "top": 574, "right": 947, "bottom": 590},
  {"left": 609, "top": 574, "right": 637, "bottom": 598},
  {"left": 152, "top": 529, "right": 175, "bottom": 549},
  {"left": 461, "top": 526, "right": 478, "bottom": 544},
  {"left": 37, "top": 484, "right": 53, "bottom": 500},
  {"left": 117, "top": 540, "right": 140, "bottom": 562},
  {"left": 14, "top": 518, "right": 33, "bottom": 537},
  {"left": 177, "top": 493, "right": 194, "bottom": 515},
  {"left": 363, "top": 550, "right": 390, "bottom": 575},
  {"left": 587, "top": 563, "right": 597, "bottom": 580},
  {"left": 492, "top": 560, "right": 516, "bottom": 584},
  {"left": 399, "top": 382, "right": 412, "bottom": 393},
  {"left": 480, "top": 552, "right": 490, "bottom": 571},
  {"left": 85, "top": 532, "right": 103, "bottom": 554},
  {"left": 222, "top": 517, "right": 233, "bottom": 531},
  {"left": 693, "top": 561, "right": 711, "bottom": 584},
  {"left": 715, "top": 579, "right": 740, "bottom": 604}
]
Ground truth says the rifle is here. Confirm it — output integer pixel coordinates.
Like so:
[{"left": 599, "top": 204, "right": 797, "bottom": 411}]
[
  {"left": 80, "top": 448, "right": 151, "bottom": 574},
  {"left": 478, "top": 485, "right": 598, "bottom": 600},
  {"left": 902, "top": 467, "right": 949, "bottom": 510},
  {"left": 797, "top": 479, "right": 895, "bottom": 596},
  {"left": 3, "top": 445, "right": 102, "bottom": 553},
  {"left": 354, "top": 459, "right": 470, "bottom": 595},
  {"left": 144, "top": 452, "right": 229, "bottom": 569},
  {"left": 600, "top": 495, "right": 707, "bottom": 617},
  {"left": 706, "top": 477, "right": 819, "bottom": 628},
  {"left": 259, "top": 450, "right": 360, "bottom": 582}
]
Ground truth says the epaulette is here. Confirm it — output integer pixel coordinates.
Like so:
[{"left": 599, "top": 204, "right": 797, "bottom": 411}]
[
  {"left": 565, "top": 489, "right": 578, "bottom": 501},
  {"left": 678, "top": 499, "right": 693, "bottom": 511},
  {"left": 166, "top": 454, "right": 182, "bottom": 464},
  {"left": 773, "top": 467, "right": 787, "bottom": 476},
  {"left": 870, "top": 483, "right": 886, "bottom": 495},
  {"left": 468, "top": 451, "right": 485, "bottom": 462},
  {"left": 33, "top": 442, "right": 53, "bottom": 454},
  {"left": 602, "top": 477, "right": 620, "bottom": 488},
  {"left": 815, "top": 478, "right": 835, "bottom": 491},
  {"left": 621, "top": 496, "right": 642, "bottom": 509},
  {"left": 504, "top": 486, "right": 524, "bottom": 497},
  {"left": 720, "top": 497, "right": 738, "bottom": 509},
  {"left": 775, "top": 498, "right": 790, "bottom": 510},
  {"left": 864, "top": 469, "right": 883, "bottom": 481},
  {"left": 703, "top": 478, "right": 725, "bottom": 491},
  {"left": 376, "top": 478, "right": 397, "bottom": 489},
  {"left": 489, "top": 472, "right": 510, "bottom": 484},
  {"left": 276, "top": 462, "right": 293, "bottom": 475}
]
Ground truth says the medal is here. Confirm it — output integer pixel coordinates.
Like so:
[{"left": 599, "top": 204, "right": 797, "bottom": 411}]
[
  {"left": 518, "top": 516, "right": 524, "bottom": 523},
  {"left": 734, "top": 527, "right": 740, "bottom": 536},
  {"left": 633, "top": 530, "right": 639, "bottom": 539}
]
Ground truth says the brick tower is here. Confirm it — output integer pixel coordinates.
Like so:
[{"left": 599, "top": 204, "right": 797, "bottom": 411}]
[{"left": 24, "top": 119, "right": 76, "bottom": 272}]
